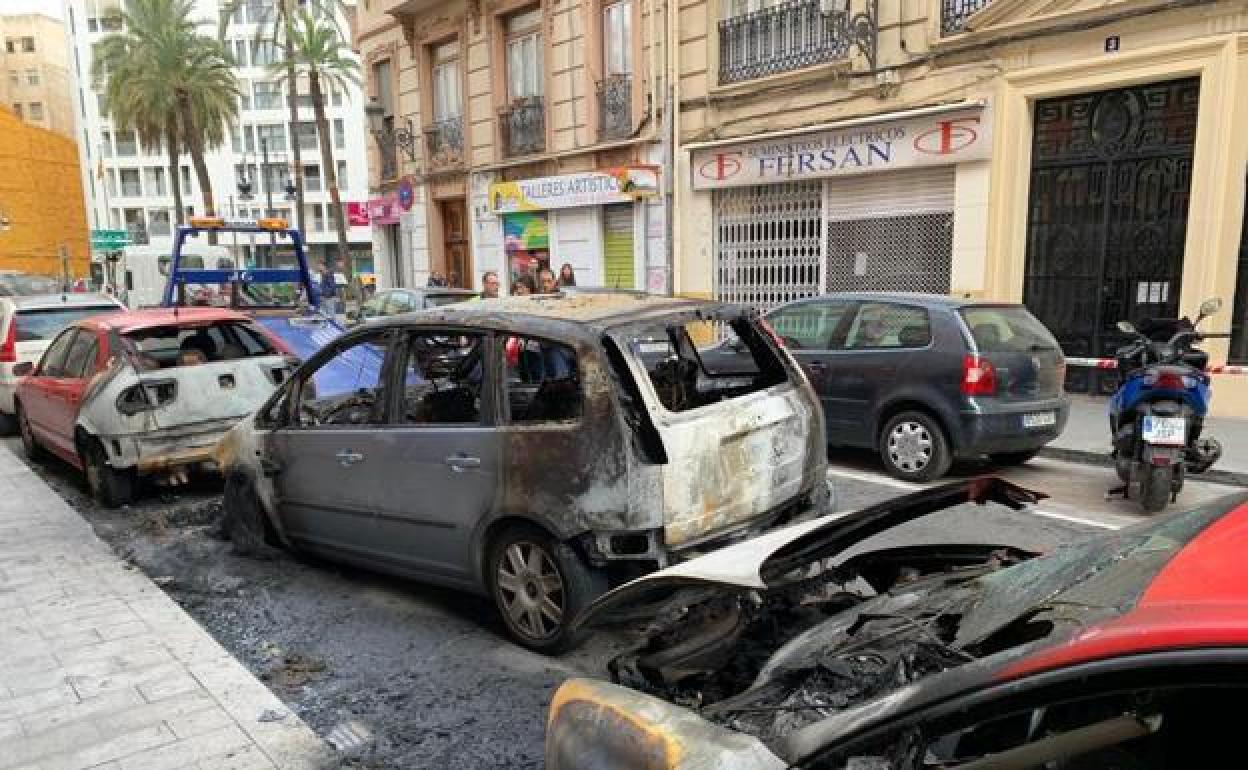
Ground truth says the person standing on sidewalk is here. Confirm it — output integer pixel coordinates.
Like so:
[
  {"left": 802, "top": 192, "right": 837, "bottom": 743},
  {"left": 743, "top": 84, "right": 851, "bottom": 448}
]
[
  {"left": 481, "top": 270, "right": 500, "bottom": 299},
  {"left": 318, "top": 261, "right": 340, "bottom": 315}
]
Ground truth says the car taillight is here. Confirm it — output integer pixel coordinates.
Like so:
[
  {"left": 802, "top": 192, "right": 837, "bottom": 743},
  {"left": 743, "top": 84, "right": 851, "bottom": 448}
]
[
  {"left": 0, "top": 319, "right": 16, "bottom": 363},
  {"left": 962, "top": 353, "right": 997, "bottom": 396}
]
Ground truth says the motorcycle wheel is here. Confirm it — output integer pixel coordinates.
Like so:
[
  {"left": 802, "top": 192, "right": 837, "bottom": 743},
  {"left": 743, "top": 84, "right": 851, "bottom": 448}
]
[
  {"left": 1140, "top": 464, "right": 1173, "bottom": 514},
  {"left": 1113, "top": 452, "right": 1131, "bottom": 484}
]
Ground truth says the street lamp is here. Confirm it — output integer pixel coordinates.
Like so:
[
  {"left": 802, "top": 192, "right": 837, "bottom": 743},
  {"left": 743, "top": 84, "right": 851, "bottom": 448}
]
[{"left": 364, "top": 97, "right": 417, "bottom": 162}]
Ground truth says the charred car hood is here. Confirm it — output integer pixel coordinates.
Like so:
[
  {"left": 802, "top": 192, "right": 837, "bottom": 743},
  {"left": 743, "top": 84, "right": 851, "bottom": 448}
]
[{"left": 573, "top": 477, "right": 1046, "bottom": 631}]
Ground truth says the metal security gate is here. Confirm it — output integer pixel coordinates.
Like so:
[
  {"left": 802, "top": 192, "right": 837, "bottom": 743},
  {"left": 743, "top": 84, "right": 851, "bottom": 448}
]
[
  {"left": 825, "top": 167, "right": 954, "bottom": 293},
  {"left": 714, "top": 180, "right": 822, "bottom": 311},
  {"left": 1023, "top": 78, "right": 1200, "bottom": 394},
  {"left": 602, "top": 203, "right": 635, "bottom": 289}
]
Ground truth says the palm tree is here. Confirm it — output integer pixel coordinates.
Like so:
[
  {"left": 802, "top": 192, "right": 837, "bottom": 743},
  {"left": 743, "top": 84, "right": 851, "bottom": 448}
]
[
  {"left": 94, "top": 0, "right": 238, "bottom": 243},
  {"left": 273, "top": 8, "right": 359, "bottom": 274}
]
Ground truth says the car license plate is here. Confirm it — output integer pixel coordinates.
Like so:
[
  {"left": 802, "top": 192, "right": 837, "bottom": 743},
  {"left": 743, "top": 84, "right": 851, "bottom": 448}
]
[
  {"left": 1022, "top": 411, "right": 1056, "bottom": 429},
  {"left": 1142, "top": 416, "right": 1186, "bottom": 446}
]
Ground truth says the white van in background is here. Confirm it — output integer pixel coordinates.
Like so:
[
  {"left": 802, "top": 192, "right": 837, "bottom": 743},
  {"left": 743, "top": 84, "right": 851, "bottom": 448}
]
[{"left": 114, "top": 243, "right": 235, "bottom": 308}]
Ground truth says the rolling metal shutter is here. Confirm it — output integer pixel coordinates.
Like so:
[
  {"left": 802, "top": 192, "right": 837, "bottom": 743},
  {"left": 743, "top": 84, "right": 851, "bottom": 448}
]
[
  {"left": 824, "top": 167, "right": 955, "bottom": 294},
  {"left": 714, "top": 180, "right": 823, "bottom": 311},
  {"left": 602, "top": 203, "right": 635, "bottom": 289}
]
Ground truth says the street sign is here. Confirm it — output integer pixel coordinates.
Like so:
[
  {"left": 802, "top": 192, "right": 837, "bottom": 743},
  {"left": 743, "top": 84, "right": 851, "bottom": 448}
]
[{"left": 90, "top": 228, "right": 130, "bottom": 250}]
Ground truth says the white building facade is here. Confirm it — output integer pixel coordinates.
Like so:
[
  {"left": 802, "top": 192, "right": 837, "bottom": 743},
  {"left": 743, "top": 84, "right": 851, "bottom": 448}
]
[{"left": 65, "top": 0, "right": 374, "bottom": 280}]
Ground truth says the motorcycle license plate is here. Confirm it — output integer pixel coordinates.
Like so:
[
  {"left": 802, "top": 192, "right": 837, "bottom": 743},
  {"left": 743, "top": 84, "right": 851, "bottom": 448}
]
[
  {"left": 1142, "top": 416, "right": 1187, "bottom": 446},
  {"left": 1022, "top": 411, "right": 1057, "bottom": 429}
]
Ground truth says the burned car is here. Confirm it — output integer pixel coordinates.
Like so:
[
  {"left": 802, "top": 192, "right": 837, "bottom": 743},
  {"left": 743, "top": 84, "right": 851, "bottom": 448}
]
[
  {"left": 15, "top": 308, "right": 293, "bottom": 506},
  {"left": 217, "top": 294, "right": 830, "bottom": 651},
  {"left": 547, "top": 479, "right": 1248, "bottom": 769}
]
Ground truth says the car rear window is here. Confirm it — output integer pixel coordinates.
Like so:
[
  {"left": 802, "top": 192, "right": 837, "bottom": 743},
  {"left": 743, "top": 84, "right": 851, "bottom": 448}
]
[
  {"left": 622, "top": 319, "right": 788, "bottom": 413},
  {"left": 122, "top": 321, "right": 278, "bottom": 369},
  {"left": 960, "top": 306, "right": 1060, "bottom": 353},
  {"left": 15, "top": 306, "right": 118, "bottom": 341}
]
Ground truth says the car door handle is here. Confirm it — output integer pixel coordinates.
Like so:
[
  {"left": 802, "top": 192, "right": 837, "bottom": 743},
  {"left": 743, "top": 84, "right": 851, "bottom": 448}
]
[
  {"left": 335, "top": 449, "right": 364, "bottom": 467},
  {"left": 445, "top": 454, "right": 481, "bottom": 472}
]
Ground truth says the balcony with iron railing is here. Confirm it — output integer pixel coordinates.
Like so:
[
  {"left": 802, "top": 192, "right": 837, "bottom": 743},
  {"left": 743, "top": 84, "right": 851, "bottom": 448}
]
[
  {"left": 941, "top": 0, "right": 994, "bottom": 35},
  {"left": 500, "top": 98, "right": 545, "bottom": 158},
  {"left": 718, "top": 0, "right": 878, "bottom": 85},
  {"left": 597, "top": 74, "right": 633, "bottom": 141},
  {"left": 424, "top": 117, "right": 464, "bottom": 170}
]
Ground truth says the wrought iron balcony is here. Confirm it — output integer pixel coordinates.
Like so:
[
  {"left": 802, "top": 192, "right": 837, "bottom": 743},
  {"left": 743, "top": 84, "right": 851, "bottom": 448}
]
[
  {"left": 941, "top": 0, "right": 994, "bottom": 35},
  {"left": 424, "top": 117, "right": 464, "bottom": 169},
  {"left": 717, "top": 0, "right": 878, "bottom": 85},
  {"left": 500, "top": 98, "right": 545, "bottom": 157},
  {"left": 597, "top": 74, "right": 633, "bottom": 141}
]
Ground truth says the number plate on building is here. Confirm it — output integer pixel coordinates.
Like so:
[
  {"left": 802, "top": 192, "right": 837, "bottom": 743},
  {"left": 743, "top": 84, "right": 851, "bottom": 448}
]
[
  {"left": 1142, "top": 416, "right": 1186, "bottom": 446},
  {"left": 1022, "top": 411, "right": 1057, "bottom": 429}
]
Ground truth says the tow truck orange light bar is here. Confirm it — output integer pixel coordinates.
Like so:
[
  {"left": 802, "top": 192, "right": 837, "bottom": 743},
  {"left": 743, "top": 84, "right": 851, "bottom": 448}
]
[{"left": 187, "top": 216, "right": 289, "bottom": 231}]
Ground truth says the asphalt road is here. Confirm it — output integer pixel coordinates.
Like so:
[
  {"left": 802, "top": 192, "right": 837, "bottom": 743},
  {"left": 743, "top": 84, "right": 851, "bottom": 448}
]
[{"left": 9, "top": 435, "right": 1246, "bottom": 769}]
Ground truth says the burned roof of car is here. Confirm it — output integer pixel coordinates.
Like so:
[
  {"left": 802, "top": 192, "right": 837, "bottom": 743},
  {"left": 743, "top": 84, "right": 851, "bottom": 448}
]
[{"left": 369, "top": 294, "right": 755, "bottom": 337}]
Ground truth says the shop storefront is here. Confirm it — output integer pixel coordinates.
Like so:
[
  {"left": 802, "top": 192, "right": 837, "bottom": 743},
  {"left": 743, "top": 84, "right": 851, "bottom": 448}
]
[
  {"left": 686, "top": 104, "right": 991, "bottom": 311},
  {"left": 489, "top": 166, "right": 660, "bottom": 293}
]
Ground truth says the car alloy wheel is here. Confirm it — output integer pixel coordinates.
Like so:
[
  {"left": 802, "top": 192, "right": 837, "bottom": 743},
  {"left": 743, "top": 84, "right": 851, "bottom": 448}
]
[
  {"left": 887, "top": 420, "right": 933, "bottom": 473},
  {"left": 496, "top": 540, "right": 566, "bottom": 642}
]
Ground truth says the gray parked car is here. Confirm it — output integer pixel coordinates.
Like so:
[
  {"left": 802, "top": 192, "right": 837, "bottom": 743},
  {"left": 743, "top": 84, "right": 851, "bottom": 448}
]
[
  {"left": 714, "top": 292, "right": 1069, "bottom": 481},
  {"left": 347, "top": 287, "right": 477, "bottom": 325},
  {"left": 217, "top": 294, "right": 831, "bottom": 651}
]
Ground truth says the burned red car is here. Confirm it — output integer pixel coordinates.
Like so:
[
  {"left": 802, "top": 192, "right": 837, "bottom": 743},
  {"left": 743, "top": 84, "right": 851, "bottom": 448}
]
[
  {"left": 547, "top": 479, "right": 1248, "bottom": 769},
  {"left": 14, "top": 307, "right": 291, "bottom": 506}
]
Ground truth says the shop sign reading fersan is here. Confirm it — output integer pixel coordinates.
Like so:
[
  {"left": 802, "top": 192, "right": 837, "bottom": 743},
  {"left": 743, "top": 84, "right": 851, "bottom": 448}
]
[{"left": 691, "top": 105, "right": 991, "bottom": 191}]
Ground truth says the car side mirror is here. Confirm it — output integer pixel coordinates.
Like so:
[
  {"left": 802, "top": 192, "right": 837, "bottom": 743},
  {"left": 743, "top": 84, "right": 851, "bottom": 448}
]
[
  {"left": 1116, "top": 321, "right": 1137, "bottom": 335},
  {"left": 12, "top": 361, "right": 34, "bottom": 377}
]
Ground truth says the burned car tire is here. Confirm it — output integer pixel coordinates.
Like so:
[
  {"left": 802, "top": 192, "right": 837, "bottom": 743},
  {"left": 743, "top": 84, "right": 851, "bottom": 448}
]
[
  {"left": 84, "top": 440, "right": 133, "bottom": 508},
  {"left": 16, "top": 404, "right": 43, "bottom": 462},
  {"left": 879, "top": 411, "right": 952, "bottom": 482},
  {"left": 487, "top": 524, "right": 603, "bottom": 654},
  {"left": 223, "top": 473, "right": 283, "bottom": 559}
]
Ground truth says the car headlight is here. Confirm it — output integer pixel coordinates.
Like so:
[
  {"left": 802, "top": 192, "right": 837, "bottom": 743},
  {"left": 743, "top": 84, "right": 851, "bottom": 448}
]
[{"left": 546, "top": 679, "right": 786, "bottom": 770}]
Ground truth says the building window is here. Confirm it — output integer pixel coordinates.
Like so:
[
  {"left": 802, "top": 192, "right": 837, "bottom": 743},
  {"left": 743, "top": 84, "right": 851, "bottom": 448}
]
[
  {"left": 7, "top": 71, "right": 17, "bottom": 87},
  {"left": 306, "top": 204, "right": 325, "bottom": 232},
  {"left": 145, "top": 168, "right": 167, "bottom": 196},
  {"left": 88, "top": 18, "right": 99, "bottom": 32},
  {"left": 251, "top": 40, "right": 279, "bottom": 67},
  {"left": 717, "top": 0, "right": 862, "bottom": 84},
  {"left": 100, "top": 16, "right": 122, "bottom": 32},
  {"left": 501, "top": 9, "right": 545, "bottom": 157},
  {"left": 107, "top": 170, "right": 117, "bottom": 197},
  {"left": 262, "top": 163, "right": 286, "bottom": 195},
  {"left": 245, "top": 0, "right": 273, "bottom": 24},
  {"left": 100, "top": 131, "right": 112, "bottom": 156},
  {"left": 255, "top": 123, "right": 286, "bottom": 152},
  {"left": 230, "top": 124, "right": 242, "bottom": 153},
  {"left": 28, "top": 103, "right": 43, "bottom": 121},
  {"left": 233, "top": 40, "right": 248, "bottom": 67},
  {"left": 26, "top": 69, "right": 39, "bottom": 86},
  {"left": 337, "top": 160, "right": 347, "bottom": 191},
  {"left": 333, "top": 118, "right": 344, "bottom": 149},
  {"left": 181, "top": 167, "right": 192, "bottom": 192},
  {"left": 253, "top": 81, "right": 283, "bottom": 109},
  {"left": 599, "top": 0, "right": 633, "bottom": 139},
  {"left": 115, "top": 130, "right": 138, "bottom": 156},
  {"left": 96, "top": 92, "right": 109, "bottom": 115},
  {"left": 21, "top": 37, "right": 35, "bottom": 53},
  {"left": 149, "top": 209, "right": 171, "bottom": 236},
  {"left": 304, "top": 164, "right": 322, "bottom": 192},
  {"left": 11, "top": 103, "right": 20, "bottom": 118},
  {"left": 123, "top": 208, "right": 147, "bottom": 244},
  {"left": 244, "top": 125, "right": 256, "bottom": 153},
  {"left": 426, "top": 40, "right": 464, "bottom": 168},
  {"left": 119, "top": 168, "right": 142, "bottom": 197},
  {"left": 371, "top": 59, "right": 397, "bottom": 179},
  {"left": 506, "top": 9, "right": 543, "bottom": 101},
  {"left": 294, "top": 121, "right": 318, "bottom": 150},
  {"left": 330, "top": 88, "right": 343, "bottom": 107},
  {"left": 238, "top": 81, "right": 251, "bottom": 111}
]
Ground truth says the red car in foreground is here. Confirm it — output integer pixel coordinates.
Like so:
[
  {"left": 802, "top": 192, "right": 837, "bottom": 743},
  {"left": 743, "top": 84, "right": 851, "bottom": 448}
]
[
  {"left": 14, "top": 307, "right": 291, "bottom": 506},
  {"left": 547, "top": 478, "right": 1248, "bottom": 770}
]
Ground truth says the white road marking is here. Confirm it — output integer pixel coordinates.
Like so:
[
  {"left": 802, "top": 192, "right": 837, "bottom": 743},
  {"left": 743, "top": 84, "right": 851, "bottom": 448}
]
[{"left": 826, "top": 466, "right": 1127, "bottom": 531}]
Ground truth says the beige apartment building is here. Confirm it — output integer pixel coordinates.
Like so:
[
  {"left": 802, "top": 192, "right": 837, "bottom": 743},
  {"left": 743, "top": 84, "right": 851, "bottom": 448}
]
[
  {"left": 354, "top": 0, "right": 669, "bottom": 293},
  {"left": 0, "top": 13, "right": 73, "bottom": 138},
  {"left": 674, "top": 0, "right": 1248, "bottom": 415}
]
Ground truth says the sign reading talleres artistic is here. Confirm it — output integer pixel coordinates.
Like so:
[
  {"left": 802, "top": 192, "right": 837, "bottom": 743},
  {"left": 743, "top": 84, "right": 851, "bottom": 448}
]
[
  {"left": 691, "top": 106, "right": 991, "bottom": 191},
  {"left": 490, "top": 166, "right": 660, "bottom": 213}
]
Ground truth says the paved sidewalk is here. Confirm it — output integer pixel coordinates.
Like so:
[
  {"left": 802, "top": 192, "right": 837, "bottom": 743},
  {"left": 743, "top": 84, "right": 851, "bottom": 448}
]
[
  {"left": 1044, "top": 395, "right": 1248, "bottom": 485},
  {"left": 0, "top": 446, "right": 333, "bottom": 770}
]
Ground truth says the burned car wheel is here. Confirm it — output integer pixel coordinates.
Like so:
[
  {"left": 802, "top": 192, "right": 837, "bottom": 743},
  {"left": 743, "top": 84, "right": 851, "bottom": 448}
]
[
  {"left": 83, "top": 439, "right": 133, "bottom": 508},
  {"left": 16, "top": 404, "right": 43, "bottom": 462},
  {"left": 487, "top": 525, "right": 601, "bottom": 654},
  {"left": 880, "top": 411, "right": 952, "bottom": 482},
  {"left": 223, "top": 473, "right": 283, "bottom": 559}
]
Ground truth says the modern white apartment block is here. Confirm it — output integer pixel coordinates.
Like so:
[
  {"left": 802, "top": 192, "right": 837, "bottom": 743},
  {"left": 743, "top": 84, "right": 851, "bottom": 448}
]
[{"left": 65, "top": 0, "right": 374, "bottom": 273}]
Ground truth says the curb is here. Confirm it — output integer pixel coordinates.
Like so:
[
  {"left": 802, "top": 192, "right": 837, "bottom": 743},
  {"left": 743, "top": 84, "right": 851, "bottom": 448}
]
[{"left": 1040, "top": 446, "right": 1248, "bottom": 488}]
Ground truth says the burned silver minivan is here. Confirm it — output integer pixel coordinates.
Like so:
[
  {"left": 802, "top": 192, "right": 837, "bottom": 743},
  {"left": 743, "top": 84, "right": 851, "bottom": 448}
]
[{"left": 217, "top": 294, "right": 830, "bottom": 651}]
